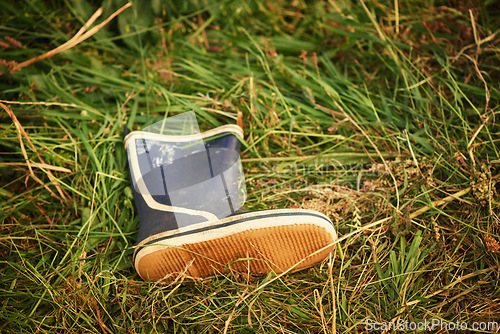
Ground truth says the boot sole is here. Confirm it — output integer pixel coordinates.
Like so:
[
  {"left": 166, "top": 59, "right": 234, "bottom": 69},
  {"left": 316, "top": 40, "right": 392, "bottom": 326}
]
[{"left": 134, "top": 209, "right": 337, "bottom": 280}]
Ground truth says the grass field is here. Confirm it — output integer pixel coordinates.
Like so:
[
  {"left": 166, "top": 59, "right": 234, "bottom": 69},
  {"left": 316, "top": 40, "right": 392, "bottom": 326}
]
[{"left": 1, "top": 0, "right": 499, "bottom": 332}]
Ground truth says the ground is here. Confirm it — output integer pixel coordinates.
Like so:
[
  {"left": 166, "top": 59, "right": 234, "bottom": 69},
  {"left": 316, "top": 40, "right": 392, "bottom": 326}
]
[{"left": 0, "top": 0, "right": 499, "bottom": 333}]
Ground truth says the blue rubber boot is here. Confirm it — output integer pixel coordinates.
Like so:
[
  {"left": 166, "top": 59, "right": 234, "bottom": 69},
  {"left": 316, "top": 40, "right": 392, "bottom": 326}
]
[{"left": 125, "top": 112, "right": 337, "bottom": 281}]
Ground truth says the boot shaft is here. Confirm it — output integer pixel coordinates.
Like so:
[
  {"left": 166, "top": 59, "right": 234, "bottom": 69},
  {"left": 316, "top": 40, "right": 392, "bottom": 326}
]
[{"left": 125, "top": 112, "right": 246, "bottom": 244}]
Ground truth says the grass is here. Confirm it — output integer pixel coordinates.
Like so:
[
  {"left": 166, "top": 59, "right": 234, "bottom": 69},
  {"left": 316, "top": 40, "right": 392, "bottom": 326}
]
[{"left": 1, "top": 0, "right": 499, "bottom": 332}]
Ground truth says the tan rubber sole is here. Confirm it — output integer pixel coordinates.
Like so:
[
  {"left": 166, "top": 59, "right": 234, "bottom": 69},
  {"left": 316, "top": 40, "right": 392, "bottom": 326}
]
[{"left": 136, "top": 224, "right": 336, "bottom": 281}]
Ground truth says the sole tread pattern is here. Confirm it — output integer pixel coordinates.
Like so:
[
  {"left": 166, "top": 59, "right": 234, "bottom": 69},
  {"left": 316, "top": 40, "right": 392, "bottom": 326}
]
[{"left": 137, "top": 224, "right": 335, "bottom": 281}]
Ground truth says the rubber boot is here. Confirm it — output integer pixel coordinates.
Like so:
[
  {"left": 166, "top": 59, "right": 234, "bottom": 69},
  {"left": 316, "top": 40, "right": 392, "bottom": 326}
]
[{"left": 125, "top": 112, "right": 337, "bottom": 281}]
